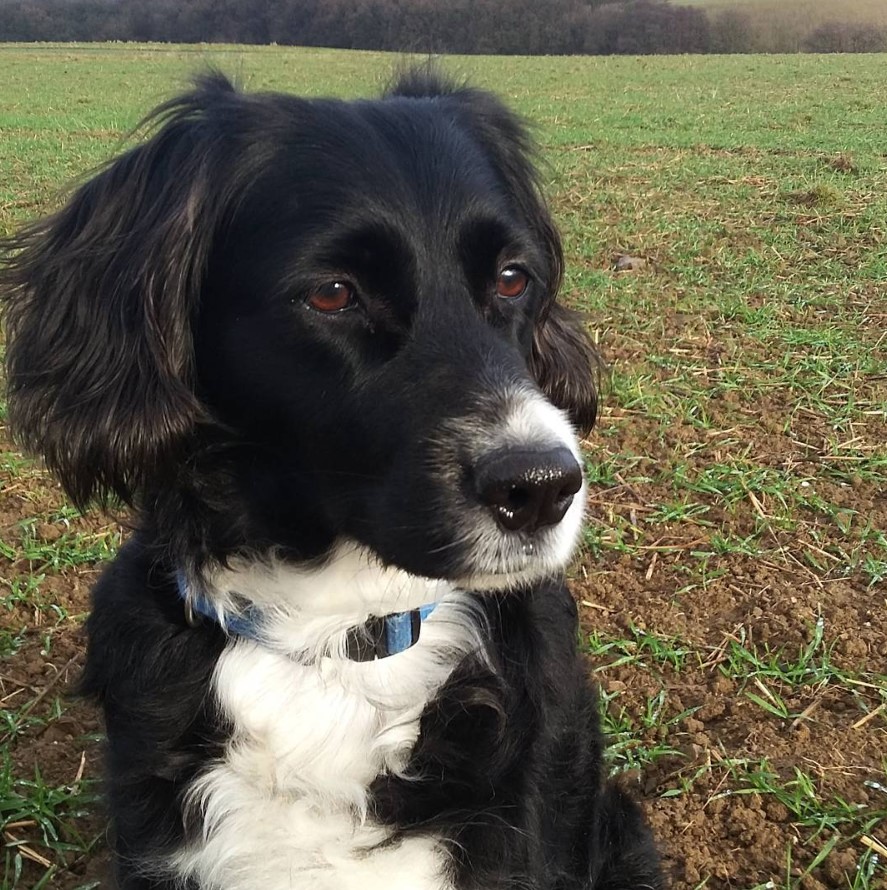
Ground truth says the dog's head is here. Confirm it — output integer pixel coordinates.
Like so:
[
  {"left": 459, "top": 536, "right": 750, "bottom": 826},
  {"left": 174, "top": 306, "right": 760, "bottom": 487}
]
[{"left": 1, "top": 70, "right": 599, "bottom": 590}]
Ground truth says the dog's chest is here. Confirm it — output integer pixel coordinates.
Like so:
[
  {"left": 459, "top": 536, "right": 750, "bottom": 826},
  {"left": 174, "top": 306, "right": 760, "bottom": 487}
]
[{"left": 171, "top": 603, "right": 479, "bottom": 890}]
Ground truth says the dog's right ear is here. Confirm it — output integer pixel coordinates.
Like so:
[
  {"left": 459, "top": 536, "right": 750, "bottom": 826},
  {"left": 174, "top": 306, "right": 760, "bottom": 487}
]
[
  {"left": 529, "top": 302, "right": 601, "bottom": 437},
  {"left": 0, "top": 73, "right": 242, "bottom": 509}
]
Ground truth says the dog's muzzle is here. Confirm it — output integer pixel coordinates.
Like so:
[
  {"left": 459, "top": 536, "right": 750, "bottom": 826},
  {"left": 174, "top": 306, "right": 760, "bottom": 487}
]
[{"left": 474, "top": 445, "right": 582, "bottom": 534}]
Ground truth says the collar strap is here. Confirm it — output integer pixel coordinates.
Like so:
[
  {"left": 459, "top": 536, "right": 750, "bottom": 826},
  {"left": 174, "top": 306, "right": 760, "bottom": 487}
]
[{"left": 177, "top": 574, "right": 437, "bottom": 661}]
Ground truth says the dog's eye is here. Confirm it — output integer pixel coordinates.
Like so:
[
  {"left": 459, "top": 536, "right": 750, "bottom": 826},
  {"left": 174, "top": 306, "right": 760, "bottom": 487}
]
[
  {"left": 306, "top": 282, "right": 356, "bottom": 313},
  {"left": 496, "top": 267, "right": 529, "bottom": 300}
]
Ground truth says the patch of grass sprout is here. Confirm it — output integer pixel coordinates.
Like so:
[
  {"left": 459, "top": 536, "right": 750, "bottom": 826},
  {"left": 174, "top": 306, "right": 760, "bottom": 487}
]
[
  {"left": 598, "top": 687, "right": 693, "bottom": 774},
  {"left": 0, "top": 628, "right": 27, "bottom": 660},
  {"left": 644, "top": 501, "right": 713, "bottom": 526},
  {"left": 3, "top": 575, "right": 47, "bottom": 611},
  {"left": 717, "top": 759, "right": 887, "bottom": 884},
  {"left": 0, "top": 520, "right": 120, "bottom": 572},
  {"left": 0, "top": 752, "right": 102, "bottom": 889},
  {"left": 588, "top": 625, "right": 695, "bottom": 673},
  {"left": 713, "top": 616, "right": 887, "bottom": 726}
]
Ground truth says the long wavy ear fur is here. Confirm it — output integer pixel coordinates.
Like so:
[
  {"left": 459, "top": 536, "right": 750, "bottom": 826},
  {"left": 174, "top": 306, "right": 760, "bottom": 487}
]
[
  {"left": 530, "top": 303, "right": 600, "bottom": 436},
  {"left": 0, "top": 73, "right": 242, "bottom": 509}
]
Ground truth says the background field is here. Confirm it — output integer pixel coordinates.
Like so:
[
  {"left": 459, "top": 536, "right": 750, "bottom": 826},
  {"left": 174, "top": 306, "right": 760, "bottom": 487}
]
[
  {"left": 684, "top": 0, "right": 887, "bottom": 19},
  {"left": 1, "top": 45, "right": 885, "bottom": 889},
  {"left": 683, "top": 0, "right": 887, "bottom": 53}
]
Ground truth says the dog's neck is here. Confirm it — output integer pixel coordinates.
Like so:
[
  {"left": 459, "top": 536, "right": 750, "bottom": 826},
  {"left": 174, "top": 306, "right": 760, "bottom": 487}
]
[
  {"left": 178, "top": 571, "right": 439, "bottom": 661},
  {"left": 187, "top": 542, "right": 464, "bottom": 664}
]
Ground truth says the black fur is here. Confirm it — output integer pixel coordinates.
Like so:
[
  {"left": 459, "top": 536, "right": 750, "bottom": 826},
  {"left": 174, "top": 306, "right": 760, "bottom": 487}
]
[
  {"left": 1, "top": 69, "right": 662, "bottom": 889},
  {"left": 371, "top": 586, "right": 660, "bottom": 889}
]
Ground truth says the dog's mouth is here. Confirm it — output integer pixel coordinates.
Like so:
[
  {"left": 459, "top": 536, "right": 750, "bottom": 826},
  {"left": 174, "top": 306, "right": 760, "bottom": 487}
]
[
  {"left": 449, "top": 474, "right": 587, "bottom": 591},
  {"left": 362, "top": 387, "right": 587, "bottom": 591},
  {"left": 444, "top": 441, "right": 586, "bottom": 590}
]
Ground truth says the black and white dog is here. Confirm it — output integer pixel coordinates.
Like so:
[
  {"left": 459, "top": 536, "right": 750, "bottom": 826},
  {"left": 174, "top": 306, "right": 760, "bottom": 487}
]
[{"left": 1, "top": 70, "right": 663, "bottom": 889}]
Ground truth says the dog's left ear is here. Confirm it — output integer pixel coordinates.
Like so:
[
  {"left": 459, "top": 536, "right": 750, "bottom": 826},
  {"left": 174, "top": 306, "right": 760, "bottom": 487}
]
[{"left": 529, "top": 303, "right": 600, "bottom": 436}]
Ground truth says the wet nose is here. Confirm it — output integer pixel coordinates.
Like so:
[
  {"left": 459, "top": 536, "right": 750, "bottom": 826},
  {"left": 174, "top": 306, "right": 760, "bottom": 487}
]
[{"left": 474, "top": 446, "right": 583, "bottom": 533}]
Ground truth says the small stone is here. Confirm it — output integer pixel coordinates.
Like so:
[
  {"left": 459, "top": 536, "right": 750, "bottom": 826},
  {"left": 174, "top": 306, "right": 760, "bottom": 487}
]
[
  {"left": 614, "top": 255, "right": 647, "bottom": 272},
  {"left": 36, "top": 522, "right": 64, "bottom": 542},
  {"left": 765, "top": 800, "right": 789, "bottom": 822},
  {"left": 683, "top": 717, "right": 705, "bottom": 734}
]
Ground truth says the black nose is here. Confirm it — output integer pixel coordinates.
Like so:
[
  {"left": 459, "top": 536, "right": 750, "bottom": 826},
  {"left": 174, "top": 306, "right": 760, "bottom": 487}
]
[{"left": 474, "top": 446, "right": 583, "bottom": 533}]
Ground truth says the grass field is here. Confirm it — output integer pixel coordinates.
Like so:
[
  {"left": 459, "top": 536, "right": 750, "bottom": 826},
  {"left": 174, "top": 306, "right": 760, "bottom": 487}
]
[{"left": 1, "top": 44, "right": 886, "bottom": 889}]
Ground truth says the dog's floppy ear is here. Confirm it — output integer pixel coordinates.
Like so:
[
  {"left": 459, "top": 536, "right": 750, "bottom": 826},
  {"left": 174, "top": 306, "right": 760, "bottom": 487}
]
[
  {"left": 529, "top": 303, "right": 600, "bottom": 436},
  {"left": 0, "top": 74, "right": 243, "bottom": 509}
]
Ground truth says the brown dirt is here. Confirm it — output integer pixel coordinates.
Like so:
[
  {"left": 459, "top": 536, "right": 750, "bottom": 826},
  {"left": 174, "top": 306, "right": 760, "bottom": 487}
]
[{"left": 569, "top": 309, "right": 887, "bottom": 886}]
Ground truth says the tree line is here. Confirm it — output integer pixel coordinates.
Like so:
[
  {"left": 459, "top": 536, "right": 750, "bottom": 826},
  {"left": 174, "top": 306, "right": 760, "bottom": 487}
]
[{"left": 0, "top": 0, "right": 884, "bottom": 54}]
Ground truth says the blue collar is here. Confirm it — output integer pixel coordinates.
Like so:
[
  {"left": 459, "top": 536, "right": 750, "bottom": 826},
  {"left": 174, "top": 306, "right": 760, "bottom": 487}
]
[{"left": 177, "top": 574, "right": 437, "bottom": 660}]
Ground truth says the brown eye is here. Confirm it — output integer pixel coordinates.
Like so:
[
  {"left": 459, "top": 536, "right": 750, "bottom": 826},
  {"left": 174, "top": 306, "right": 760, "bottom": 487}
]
[
  {"left": 306, "top": 281, "right": 356, "bottom": 313},
  {"left": 496, "top": 266, "right": 529, "bottom": 300}
]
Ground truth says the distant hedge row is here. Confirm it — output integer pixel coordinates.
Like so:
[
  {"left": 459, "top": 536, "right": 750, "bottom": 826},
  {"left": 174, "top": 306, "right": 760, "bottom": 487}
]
[{"left": 0, "top": 0, "right": 884, "bottom": 54}]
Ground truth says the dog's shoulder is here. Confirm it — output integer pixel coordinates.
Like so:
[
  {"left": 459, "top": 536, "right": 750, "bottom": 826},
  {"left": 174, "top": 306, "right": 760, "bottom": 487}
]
[
  {"left": 80, "top": 539, "right": 228, "bottom": 766},
  {"left": 84, "top": 538, "right": 225, "bottom": 683}
]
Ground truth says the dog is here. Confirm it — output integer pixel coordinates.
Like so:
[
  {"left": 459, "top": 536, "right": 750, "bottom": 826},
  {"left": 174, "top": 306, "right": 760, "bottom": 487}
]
[{"left": 1, "top": 69, "right": 663, "bottom": 890}]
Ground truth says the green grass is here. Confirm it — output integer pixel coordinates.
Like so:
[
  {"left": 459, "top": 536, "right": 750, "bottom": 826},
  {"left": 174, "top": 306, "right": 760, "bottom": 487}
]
[
  {"left": 1, "top": 753, "right": 102, "bottom": 890},
  {"left": 1, "top": 44, "right": 885, "bottom": 890}
]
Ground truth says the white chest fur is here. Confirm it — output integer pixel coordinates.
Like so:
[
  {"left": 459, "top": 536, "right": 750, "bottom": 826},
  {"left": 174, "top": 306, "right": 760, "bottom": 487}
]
[{"left": 169, "top": 553, "right": 483, "bottom": 890}]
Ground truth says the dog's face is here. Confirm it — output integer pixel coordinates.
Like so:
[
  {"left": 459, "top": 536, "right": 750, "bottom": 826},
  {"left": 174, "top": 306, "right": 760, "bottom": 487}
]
[{"left": 2, "top": 71, "right": 599, "bottom": 590}]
